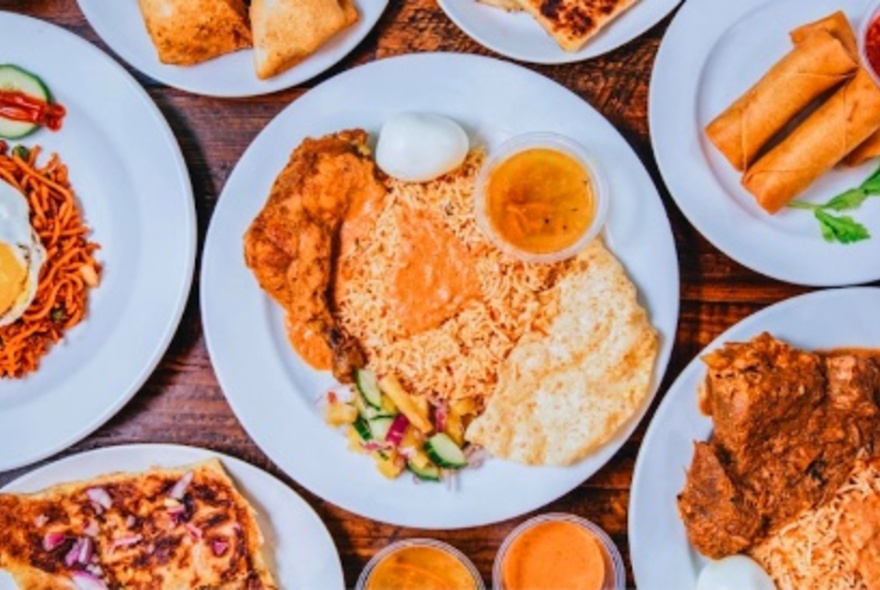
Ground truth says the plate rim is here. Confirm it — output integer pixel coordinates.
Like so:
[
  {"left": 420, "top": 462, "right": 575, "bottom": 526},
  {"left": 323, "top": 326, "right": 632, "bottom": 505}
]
[
  {"left": 76, "top": 0, "right": 390, "bottom": 98},
  {"left": 0, "top": 442, "right": 345, "bottom": 590},
  {"left": 628, "top": 286, "right": 880, "bottom": 588},
  {"left": 437, "top": 0, "right": 682, "bottom": 65},
  {"left": 201, "top": 50, "right": 680, "bottom": 529},
  {"left": 0, "top": 11, "right": 196, "bottom": 472}
]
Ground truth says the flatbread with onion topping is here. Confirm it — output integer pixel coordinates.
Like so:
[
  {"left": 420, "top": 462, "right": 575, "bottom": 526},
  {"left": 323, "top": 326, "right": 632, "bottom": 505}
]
[{"left": 0, "top": 459, "right": 275, "bottom": 589}]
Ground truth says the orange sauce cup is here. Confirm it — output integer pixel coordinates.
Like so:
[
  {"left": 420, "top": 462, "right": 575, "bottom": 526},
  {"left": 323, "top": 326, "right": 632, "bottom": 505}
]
[
  {"left": 493, "top": 513, "right": 625, "bottom": 590},
  {"left": 357, "top": 539, "right": 485, "bottom": 590}
]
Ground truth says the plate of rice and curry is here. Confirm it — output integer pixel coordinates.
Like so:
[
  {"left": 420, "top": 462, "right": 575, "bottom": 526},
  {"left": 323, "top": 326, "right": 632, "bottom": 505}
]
[
  {"left": 631, "top": 287, "right": 880, "bottom": 590},
  {"left": 201, "top": 52, "right": 679, "bottom": 528}
]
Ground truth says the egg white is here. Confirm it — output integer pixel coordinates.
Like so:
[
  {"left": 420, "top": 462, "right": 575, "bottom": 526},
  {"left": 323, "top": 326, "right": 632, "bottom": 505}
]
[
  {"left": 0, "top": 179, "right": 46, "bottom": 327},
  {"left": 376, "top": 112, "right": 469, "bottom": 182},
  {"left": 696, "top": 555, "right": 775, "bottom": 590}
]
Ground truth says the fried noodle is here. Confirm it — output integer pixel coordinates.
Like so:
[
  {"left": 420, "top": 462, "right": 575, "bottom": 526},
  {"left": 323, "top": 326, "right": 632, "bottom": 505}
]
[{"left": 0, "top": 144, "right": 100, "bottom": 378}]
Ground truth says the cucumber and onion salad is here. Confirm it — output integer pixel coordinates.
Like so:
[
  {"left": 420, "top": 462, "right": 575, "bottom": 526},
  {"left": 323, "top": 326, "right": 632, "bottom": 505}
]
[
  {"left": 0, "top": 65, "right": 64, "bottom": 139},
  {"left": 324, "top": 369, "right": 479, "bottom": 482}
]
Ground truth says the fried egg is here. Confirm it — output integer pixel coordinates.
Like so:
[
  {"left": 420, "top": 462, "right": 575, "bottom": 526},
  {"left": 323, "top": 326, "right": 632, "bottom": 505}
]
[{"left": 0, "top": 178, "right": 45, "bottom": 327}]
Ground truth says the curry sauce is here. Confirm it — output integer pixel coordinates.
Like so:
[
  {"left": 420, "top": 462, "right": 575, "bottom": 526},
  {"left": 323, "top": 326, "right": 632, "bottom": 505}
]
[{"left": 485, "top": 148, "right": 595, "bottom": 255}]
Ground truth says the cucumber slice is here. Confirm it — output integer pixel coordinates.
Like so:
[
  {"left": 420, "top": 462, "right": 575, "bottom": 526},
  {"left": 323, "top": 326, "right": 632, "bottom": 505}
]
[
  {"left": 353, "top": 417, "right": 372, "bottom": 442},
  {"left": 368, "top": 416, "right": 395, "bottom": 441},
  {"left": 407, "top": 461, "right": 441, "bottom": 482},
  {"left": 356, "top": 369, "right": 383, "bottom": 408},
  {"left": 0, "top": 65, "right": 50, "bottom": 140},
  {"left": 424, "top": 433, "right": 468, "bottom": 469}
]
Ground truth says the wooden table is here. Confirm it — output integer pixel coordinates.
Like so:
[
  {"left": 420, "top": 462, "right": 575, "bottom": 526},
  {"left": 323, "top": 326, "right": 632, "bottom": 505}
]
[{"left": 0, "top": 1, "right": 815, "bottom": 587}]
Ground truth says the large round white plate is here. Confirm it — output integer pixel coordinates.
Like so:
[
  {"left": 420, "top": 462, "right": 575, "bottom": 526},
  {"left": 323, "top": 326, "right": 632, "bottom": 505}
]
[
  {"left": 77, "top": 0, "right": 389, "bottom": 98},
  {"left": 651, "top": 0, "right": 880, "bottom": 286},
  {"left": 201, "top": 52, "right": 679, "bottom": 529},
  {"left": 0, "top": 14, "right": 195, "bottom": 471},
  {"left": 438, "top": 0, "right": 680, "bottom": 64},
  {"left": 0, "top": 444, "right": 344, "bottom": 590},
  {"left": 629, "top": 287, "right": 880, "bottom": 588}
]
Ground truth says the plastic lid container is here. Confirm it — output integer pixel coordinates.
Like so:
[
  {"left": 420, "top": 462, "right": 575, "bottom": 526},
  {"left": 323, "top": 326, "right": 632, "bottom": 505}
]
[
  {"left": 492, "top": 513, "right": 625, "bottom": 590},
  {"left": 474, "top": 132, "right": 608, "bottom": 264},
  {"left": 859, "top": 1, "right": 880, "bottom": 87},
  {"left": 357, "top": 538, "right": 486, "bottom": 590}
]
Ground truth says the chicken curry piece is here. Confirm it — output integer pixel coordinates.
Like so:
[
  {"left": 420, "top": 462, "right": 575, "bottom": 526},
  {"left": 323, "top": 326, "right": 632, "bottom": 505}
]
[
  {"left": 678, "top": 333, "right": 880, "bottom": 558},
  {"left": 243, "top": 130, "right": 387, "bottom": 382}
]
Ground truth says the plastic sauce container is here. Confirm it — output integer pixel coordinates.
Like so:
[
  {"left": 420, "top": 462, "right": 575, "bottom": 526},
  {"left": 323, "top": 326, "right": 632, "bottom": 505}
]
[
  {"left": 493, "top": 513, "right": 625, "bottom": 590},
  {"left": 357, "top": 538, "right": 485, "bottom": 590},
  {"left": 474, "top": 132, "right": 608, "bottom": 264}
]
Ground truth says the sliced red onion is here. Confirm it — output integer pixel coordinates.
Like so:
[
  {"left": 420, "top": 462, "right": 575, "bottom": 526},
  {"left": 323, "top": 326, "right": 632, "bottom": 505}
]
[
  {"left": 211, "top": 538, "right": 229, "bottom": 557},
  {"left": 83, "top": 521, "right": 99, "bottom": 538},
  {"left": 71, "top": 571, "right": 108, "bottom": 590},
  {"left": 125, "top": 515, "right": 136, "bottom": 528},
  {"left": 166, "top": 503, "right": 186, "bottom": 515},
  {"left": 110, "top": 534, "right": 143, "bottom": 552},
  {"left": 42, "top": 532, "right": 66, "bottom": 551},
  {"left": 85, "top": 564, "right": 103, "bottom": 577},
  {"left": 64, "top": 538, "right": 83, "bottom": 567},
  {"left": 86, "top": 488, "right": 112, "bottom": 511},
  {"left": 465, "top": 446, "right": 487, "bottom": 468},
  {"left": 385, "top": 414, "right": 410, "bottom": 447},
  {"left": 77, "top": 537, "right": 93, "bottom": 564},
  {"left": 434, "top": 403, "right": 448, "bottom": 433},
  {"left": 168, "top": 471, "right": 193, "bottom": 500},
  {"left": 185, "top": 523, "right": 203, "bottom": 540},
  {"left": 34, "top": 514, "right": 49, "bottom": 527},
  {"left": 398, "top": 446, "right": 415, "bottom": 459}
]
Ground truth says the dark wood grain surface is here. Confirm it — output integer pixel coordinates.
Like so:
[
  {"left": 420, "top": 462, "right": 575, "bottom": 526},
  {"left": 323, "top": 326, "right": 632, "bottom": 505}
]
[{"left": 0, "top": 1, "right": 819, "bottom": 588}]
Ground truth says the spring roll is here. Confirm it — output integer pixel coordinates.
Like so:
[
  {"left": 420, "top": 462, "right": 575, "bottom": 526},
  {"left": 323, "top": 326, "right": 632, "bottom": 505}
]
[
  {"left": 844, "top": 130, "right": 880, "bottom": 166},
  {"left": 790, "top": 11, "right": 858, "bottom": 59},
  {"left": 705, "top": 30, "right": 857, "bottom": 171},
  {"left": 742, "top": 68, "right": 880, "bottom": 214}
]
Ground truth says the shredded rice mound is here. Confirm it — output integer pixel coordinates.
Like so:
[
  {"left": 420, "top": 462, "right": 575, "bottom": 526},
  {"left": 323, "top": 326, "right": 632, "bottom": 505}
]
[{"left": 334, "top": 151, "right": 572, "bottom": 405}]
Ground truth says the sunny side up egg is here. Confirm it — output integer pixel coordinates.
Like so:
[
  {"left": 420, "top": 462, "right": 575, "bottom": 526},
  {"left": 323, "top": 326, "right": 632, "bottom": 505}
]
[{"left": 0, "top": 178, "right": 45, "bottom": 327}]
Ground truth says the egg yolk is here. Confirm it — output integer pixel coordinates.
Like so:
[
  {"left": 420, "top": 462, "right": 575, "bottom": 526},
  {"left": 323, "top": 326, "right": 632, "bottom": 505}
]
[{"left": 0, "top": 242, "right": 27, "bottom": 316}]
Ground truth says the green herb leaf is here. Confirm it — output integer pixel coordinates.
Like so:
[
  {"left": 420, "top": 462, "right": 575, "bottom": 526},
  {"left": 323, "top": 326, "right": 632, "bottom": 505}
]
[
  {"left": 787, "top": 201, "right": 820, "bottom": 211},
  {"left": 50, "top": 308, "right": 65, "bottom": 323},
  {"left": 823, "top": 188, "right": 870, "bottom": 211},
  {"left": 860, "top": 163, "right": 880, "bottom": 194},
  {"left": 814, "top": 210, "right": 871, "bottom": 244},
  {"left": 11, "top": 145, "right": 29, "bottom": 160}
]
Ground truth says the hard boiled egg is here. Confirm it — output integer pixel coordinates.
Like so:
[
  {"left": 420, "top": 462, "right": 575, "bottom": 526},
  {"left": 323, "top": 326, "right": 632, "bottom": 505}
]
[
  {"left": 376, "top": 112, "right": 469, "bottom": 182},
  {"left": 0, "top": 178, "right": 45, "bottom": 327},
  {"left": 697, "top": 555, "right": 776, "bottom": 590}
]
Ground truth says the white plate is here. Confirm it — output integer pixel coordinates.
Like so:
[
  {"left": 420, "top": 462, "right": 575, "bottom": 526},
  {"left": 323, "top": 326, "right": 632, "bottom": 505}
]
[
  {"left": 77, "top": 0, "right": 389, "bottom": 98},
  {"left": 0, "top": 444, "right": 344, "bottom": 590},
  {"left": 0, "top": 13, "right": 195, "bottom": 471},
  {"left": 629, "top": 287, "right": 880, "bottom": 589},
  {"left": 201, "top": 52, "right": 679, "bottom": 529},
  {"left": 651, "top": 0, "right": 880, "bottom": 286},
  {"left": 438, "top": 0, "right": 680, "bottom": 64}
]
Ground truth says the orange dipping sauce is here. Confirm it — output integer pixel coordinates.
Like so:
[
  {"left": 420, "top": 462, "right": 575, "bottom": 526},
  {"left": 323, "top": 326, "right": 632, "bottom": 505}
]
[
  {"left": 365, "top": 544, "right": 480, "bottom": 590},
  {"left": 485, "top": 148, "right": 595, "bottom": 255},
  {"left": 500, "top": 520, "right": 607, "bottom": 590}
]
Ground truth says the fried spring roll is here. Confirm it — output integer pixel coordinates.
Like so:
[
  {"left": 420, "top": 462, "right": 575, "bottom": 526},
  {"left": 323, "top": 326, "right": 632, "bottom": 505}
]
[
  {"left": 705, "top": 30, "right": 857, "bottom": 171},
  {"left": 790, "top": 11, "right": 858, "bottom": 59},
  {"left": 742, "top": 68, "right": 880, "bottom": 214},
  {"left": 844, "top": 130, "right": 880, "bottom": 166}
]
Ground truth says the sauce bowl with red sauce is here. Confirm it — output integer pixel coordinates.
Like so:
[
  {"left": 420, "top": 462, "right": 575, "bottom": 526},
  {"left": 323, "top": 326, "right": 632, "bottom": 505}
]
[{"left": 860, "top": 2, "right": 880, "bottom": 86}]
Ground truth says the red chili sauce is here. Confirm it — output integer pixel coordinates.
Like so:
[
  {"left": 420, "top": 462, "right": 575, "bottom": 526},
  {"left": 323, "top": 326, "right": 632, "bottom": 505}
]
[
  {"left": 866, "top": 17, "right": 880, "bottom": 79},
  {"left": 0, "top": 90, "right": 65, "bottom": 131}
]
